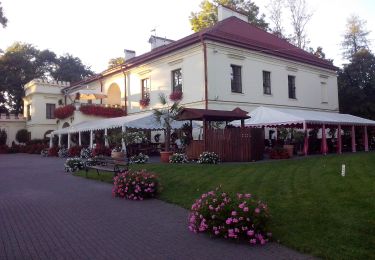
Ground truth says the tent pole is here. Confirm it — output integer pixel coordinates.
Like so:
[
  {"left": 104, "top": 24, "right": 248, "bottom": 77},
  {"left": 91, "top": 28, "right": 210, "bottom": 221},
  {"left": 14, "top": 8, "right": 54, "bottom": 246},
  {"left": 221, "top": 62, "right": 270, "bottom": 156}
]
[
  {"left": 58, "top": 134, "right": 62, "bottom": 147},
  {"left": 337, "top": 125, "right": 342, "bottom": 154},
  {"left": 321, "top": 124, "right": 327, "bottom": 155},
  {"left": 351, "top": 125, "right": 356, "bottom": 152},
  {"left": 78, "top": 132, "right": 82, "bottom": 146},
  {"left": 104, "top": 128, "right": 108, "bottom": 147},
  {"left": 122, "top": 126, "right": 126, "bottom": 153},
  {"left": 67, "top": 133, "right": 71, "bottom": 149},
  {"left": 49, "top": 134, "right": 53, "bottom": 148},
  {"left": 90, "top": 130, "right": 93, "bottom": 148},
  {"left": 364, "top": 126, "right": 369, "bottom": 152},
  {"left": 303, "top": 122, "right": 308, "bottom": 156}
]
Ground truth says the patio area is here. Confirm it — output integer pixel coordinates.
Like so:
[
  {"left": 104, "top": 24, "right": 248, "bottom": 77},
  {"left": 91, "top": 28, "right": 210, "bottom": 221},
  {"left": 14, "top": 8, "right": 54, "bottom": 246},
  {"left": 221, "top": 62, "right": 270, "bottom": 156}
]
[{"left": 0, "top": 154, "right": 312, "bottom": 260}]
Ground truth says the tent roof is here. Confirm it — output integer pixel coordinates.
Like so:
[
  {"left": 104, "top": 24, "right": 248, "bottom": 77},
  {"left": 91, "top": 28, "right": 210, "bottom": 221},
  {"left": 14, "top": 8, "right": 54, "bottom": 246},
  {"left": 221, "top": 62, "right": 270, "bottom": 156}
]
[
  {"left": 52, "top": 112, "right": 200, "bottom": 135},
  {"left": 176, "top": 107, "right": 250, "bottom": 121},
  {"left": 234, "top": 106, "right": 375, "bottom": 127}
]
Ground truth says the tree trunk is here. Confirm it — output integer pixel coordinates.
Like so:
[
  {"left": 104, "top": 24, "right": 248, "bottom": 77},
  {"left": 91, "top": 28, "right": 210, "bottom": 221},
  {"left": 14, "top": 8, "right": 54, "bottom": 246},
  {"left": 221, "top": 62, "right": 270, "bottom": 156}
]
[{"left": 165, "top": 127, "right": 171, "bottom": 152}]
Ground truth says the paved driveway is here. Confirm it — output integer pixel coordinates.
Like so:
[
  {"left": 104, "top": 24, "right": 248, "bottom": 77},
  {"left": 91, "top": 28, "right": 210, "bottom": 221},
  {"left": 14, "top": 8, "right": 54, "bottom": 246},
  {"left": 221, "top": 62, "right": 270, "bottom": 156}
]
[{"left": 0, "top": 154, "right": 314, "bottom": 260}]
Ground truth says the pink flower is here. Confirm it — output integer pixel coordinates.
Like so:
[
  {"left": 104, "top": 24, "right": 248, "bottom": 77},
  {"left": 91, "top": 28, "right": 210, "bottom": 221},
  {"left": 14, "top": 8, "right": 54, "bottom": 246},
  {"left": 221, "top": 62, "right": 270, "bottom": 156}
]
[
  {"left": 247, "top": 230, "right": 254, "bottom": 237},
  {"left": 243, "top": 207, "right": 249, "bottom": 212},
  {"left": 214, "top": 230, "right": 220, "bottom": 235},
  {"left": 250, "top": 239, "right": 257, "bottom": 244},
  {"left": 231, "top": 211, "right": 237, "bottom": 216},
  {"left": 225, "top": 218, "right": 232, "bottom": 225},
  {"left": 255, "top": 208, "right": 260, "bottom": 214}
]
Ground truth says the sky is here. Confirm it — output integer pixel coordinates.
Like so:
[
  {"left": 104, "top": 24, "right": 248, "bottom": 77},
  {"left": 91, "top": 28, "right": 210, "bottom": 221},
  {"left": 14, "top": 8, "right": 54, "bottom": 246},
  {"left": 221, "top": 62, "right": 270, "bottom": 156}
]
[{"left": 0, "top": 0, "right": 374, "bottom": 73}]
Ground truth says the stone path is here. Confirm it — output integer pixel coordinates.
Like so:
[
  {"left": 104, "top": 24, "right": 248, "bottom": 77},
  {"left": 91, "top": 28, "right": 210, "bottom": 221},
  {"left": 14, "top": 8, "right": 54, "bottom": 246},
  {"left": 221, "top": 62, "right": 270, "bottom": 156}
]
[{"left": 0, "top": 154, "right": 314, "bottom": 260}]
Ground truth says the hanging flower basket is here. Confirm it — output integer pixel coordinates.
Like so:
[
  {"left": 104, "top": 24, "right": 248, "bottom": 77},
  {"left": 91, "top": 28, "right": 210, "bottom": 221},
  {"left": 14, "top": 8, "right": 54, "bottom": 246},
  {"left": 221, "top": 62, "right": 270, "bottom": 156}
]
[
  {"left": 139, "top": 97, "right": 150, "bottom": 108},
  {"left": 169, "top": 90, "right": 183, "bottom": 102},
  {"left": 54, "top": 105, "right": 75, "bottom": 119}
]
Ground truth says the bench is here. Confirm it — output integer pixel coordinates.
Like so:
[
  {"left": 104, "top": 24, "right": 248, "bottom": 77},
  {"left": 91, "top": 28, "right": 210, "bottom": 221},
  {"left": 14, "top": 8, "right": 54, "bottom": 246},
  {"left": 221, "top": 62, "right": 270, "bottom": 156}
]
[{"left": 85, "top": 156, "right": 129, "bottom": 179}]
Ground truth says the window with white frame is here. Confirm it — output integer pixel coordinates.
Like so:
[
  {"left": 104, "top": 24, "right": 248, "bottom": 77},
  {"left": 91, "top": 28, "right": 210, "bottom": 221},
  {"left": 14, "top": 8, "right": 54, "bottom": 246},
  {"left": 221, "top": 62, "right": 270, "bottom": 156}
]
[
  {"left": 171, "top": 69, "right": 182, "bottom": 92},
  {"left": 141, "top": 78, "right": 150, "bottom": 99}
]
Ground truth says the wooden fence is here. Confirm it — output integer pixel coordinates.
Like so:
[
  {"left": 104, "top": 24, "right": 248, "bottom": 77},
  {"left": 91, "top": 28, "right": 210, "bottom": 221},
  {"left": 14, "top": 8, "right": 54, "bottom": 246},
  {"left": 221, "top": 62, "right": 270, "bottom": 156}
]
[{"left": 186, "top": 128, "right": 264, "bottom": 162}]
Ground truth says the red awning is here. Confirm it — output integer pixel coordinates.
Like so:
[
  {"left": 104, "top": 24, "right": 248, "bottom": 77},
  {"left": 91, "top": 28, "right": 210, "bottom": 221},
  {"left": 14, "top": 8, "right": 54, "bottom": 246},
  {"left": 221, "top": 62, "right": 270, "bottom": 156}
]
[{"left": 176, "top": 107, "right": 250, "bottom": 121}]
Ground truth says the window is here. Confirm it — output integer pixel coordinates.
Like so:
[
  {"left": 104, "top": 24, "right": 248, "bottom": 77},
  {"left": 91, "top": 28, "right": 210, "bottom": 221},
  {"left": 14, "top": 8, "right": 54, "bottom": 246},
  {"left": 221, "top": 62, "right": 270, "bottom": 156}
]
[
  {"left": 288, "top": 75, "right": 296, "bottom": 99},
  {"left": 230, "top": 65, "right": 242, "bottom": 93},
  {"left": 171, "top": 69, "right": 182, "bottom": 92},
  {"left": 263, "top": 71, "right": 271, "bottom": 95},
  {"left": 27, "top": 104, "right": 31, "bottom": 121},
  {"left": 141, "top": 78, "right": 150, "bottom": 99},
  {"left": 321, "top": 82, "right": 328, "bottom": 103},
  {"left": 46, "top": 103, "right": 55, "bottom": 119}
]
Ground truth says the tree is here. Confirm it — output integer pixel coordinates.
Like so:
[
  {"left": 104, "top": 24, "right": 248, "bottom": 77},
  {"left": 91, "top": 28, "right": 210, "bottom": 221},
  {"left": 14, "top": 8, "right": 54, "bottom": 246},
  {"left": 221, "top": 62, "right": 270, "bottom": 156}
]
[
  {"left": 51, "top": 54, "right": 94, "bottom": 83},
  {"left": 267, "top": 0, "right": 285, "bottom": 38},
  {"left": 0, "top": 42, "right": 56, "bottom": 113},
  {"left": 0, "top": 1, "right": 7, "bottom": 28},
  {"left": 338, "top": 49, "right": 375, "bottom": 120},
  {"left": 286, "top": 0, "right": 313, "bottom": 50},
  {"left": 190, "top": 0, "right": 268, "bottom": 32},
  {"left": 16, "top": 129, "right": 29, "bottom": 143},
  {"left": 341, "top": 15, "right": 370, "bottom": 60},
  {"left": 108, "top": 57, "right": 125, "bottom": 69}
]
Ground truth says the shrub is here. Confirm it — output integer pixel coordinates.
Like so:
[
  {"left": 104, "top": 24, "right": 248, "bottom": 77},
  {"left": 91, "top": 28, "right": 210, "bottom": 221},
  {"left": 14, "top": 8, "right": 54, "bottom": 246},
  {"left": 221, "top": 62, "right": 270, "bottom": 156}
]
[
  {"left": 197, "top": 152, "right": 221, "bottom": 164},
  {"left": 112, "top": 170, "right": 159, "bottom": 200},
  {"left": 68, "top": 145, "right": 82, "bottom": 157},
  {"left": 8, "top": 142, "right": 21, "bottom": 153},
  {"left": 0, "top": 129, "right": 7, "bottom": 145},
  {"left": 48, "top": 146, "right": 59, "bottom": 157},
  {"left": 188, "top": 189, "right": 272, "bottom": 245},
  {"left": 41, "top": 148, "right": 49, "bottom": 157},
  {"left": 0, "top": 144, "right": 9, "bottom": 154},
  {"left": 169, "top": 153, "right": 189, "bottom": 163},
  {"left": 16, "top": 129, "right": 29, "bottom": 143},
  {"left": 58, "top": 147, "right": 69, "bottom": 158},
  {"left": 54, "top": 105, "right": 75, "bottom": 119},
  {"left": 129, "top": 153, "right": 149, "bottom": 164},
  {"left": 80, "top": 147, "right": 92, "bottom": 159},
  {"left": 92, "top": 144, "right": 111, "bottom": 157},
  {"left": 64, "top": 157, "right": 85, "bottom": 172}
]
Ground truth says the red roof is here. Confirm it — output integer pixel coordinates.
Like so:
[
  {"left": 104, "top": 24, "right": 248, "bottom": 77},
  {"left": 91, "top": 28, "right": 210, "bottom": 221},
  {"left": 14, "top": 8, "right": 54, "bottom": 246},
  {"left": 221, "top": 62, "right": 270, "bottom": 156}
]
[
  {"left": 176, "top": 107, "right": 250, "bottom": 121},
  {"left": 69, "top": 17, "right": 336, "bottom": 88}
]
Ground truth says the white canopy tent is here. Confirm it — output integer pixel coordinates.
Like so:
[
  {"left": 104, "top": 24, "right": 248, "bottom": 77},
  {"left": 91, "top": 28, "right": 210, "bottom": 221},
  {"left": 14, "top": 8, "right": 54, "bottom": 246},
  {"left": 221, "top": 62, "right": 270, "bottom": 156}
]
[
  {"left": 233, "top": 106, "right": 375, "bottom": 155},
  {"left": 233, "top": 106, "right": 375, "bottom": 127},
  {"left": 50, "top": 112, "right": 201, "bottom": 149}
]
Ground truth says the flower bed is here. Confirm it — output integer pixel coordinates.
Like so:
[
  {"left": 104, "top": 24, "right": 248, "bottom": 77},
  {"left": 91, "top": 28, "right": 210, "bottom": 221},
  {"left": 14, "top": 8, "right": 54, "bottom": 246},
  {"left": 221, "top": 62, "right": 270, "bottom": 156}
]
[
  {"left": 64, "top": 157, "right": 85, "bottom": 172},
  {"left": 80, "top": 105, "right": 126, "bottom": 118},
  {"left": 48, "top": 146, "right": 59, "bottom": 157},
  {"left": 188, "top": 189, "right": 271, "bottom": 245},
  {"left": 0, "top": 144, "right": 9, "bottom": 154},
  {"left": 92, "top": 144, "right": 111, "bottom": 157},
  {"left": 269, "top": 147, "right": 290, "bottom": 159},
  {"left": 129, "top": 153, "right": 149, "bottom": 164},
  {"left": 169, "top": 153, "right": 189, "bottom": 163},
  {"left": 197, "top": 151, "right": 221, "bottom": 164},
  {"left": 80, "top": 147, "right": 92, "bottom": 158},
  {"left": 112, "top": 170, "right": 159, "bottom": 200},
  {"left": 54, "top": 105, "right": 75, "bottom": 119},
  {"left": 58, "top": 147, "right": 69, "bottom": 158},
  {"left": 68, "top": 146, "right": 82, "bottom": 157}
]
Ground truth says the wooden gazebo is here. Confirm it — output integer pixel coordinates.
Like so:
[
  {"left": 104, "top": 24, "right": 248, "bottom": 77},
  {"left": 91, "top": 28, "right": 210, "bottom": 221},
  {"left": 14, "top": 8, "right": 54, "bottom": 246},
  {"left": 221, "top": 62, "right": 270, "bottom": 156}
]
[{"left": 176, "top": 107, "right": 264, "bottom": 162}]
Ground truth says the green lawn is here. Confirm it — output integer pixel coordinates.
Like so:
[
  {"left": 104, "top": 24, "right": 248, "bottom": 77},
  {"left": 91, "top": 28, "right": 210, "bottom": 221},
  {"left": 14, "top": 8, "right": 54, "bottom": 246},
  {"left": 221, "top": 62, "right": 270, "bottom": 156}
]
[{"left": 75, "top": 152, "right": 375, "bottom": 259}]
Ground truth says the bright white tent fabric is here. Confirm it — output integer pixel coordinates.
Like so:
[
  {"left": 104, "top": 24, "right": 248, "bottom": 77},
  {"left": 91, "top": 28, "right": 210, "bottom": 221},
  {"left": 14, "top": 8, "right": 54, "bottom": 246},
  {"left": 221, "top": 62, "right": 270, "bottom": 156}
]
[
  {"left": 233, "top": 106, "right": 375, "bottom": 127},
  {"left": 52, "top": 112, "right": 200, "bottom": 135}
]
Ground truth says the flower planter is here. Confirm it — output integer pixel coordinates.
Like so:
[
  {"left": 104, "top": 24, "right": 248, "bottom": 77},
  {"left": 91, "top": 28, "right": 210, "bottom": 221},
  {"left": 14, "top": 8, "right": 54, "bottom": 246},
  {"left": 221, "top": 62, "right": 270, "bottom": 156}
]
[
  {"left": 160, "top": 151, "right": 173, "bottom": 163},
  {"left": 283, "top": 145, "right": 294, "bottom": 157},
  {"left": 111, "top": 151, "right": 125, "bottom": 161}
]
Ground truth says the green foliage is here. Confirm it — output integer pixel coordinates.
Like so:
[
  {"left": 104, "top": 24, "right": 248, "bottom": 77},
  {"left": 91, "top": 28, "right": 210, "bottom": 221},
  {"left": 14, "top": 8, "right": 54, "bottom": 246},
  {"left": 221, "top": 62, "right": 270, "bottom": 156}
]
[
  {"left": 153, "top": 93, "right": 183, "bottom": 152},
  {"left": 189, "top": 0, "right": 268, "bottom": 32},
  {"left": 338, "top": 49, "right": 375, "bottom": 120},
  {"left": 0, "top": 1, "right": 7, "bottom": 28},
  {"left": 16, "top": 129, "right": 29, "bottom": 143},
  {"left": 0, "top": 129, "right": 7, "bottom": 145},
  {"left": 50, "top": 54, "right": 94, "bottom": 83},
  {"left": 108, "top": 57, "right": 125, "bottom": 69},
  {"left": 0, "top": 43, "right": 94, "bottom": 113},
  {"left": 341, "top": 15, "right": 370, "bottom": 60}
]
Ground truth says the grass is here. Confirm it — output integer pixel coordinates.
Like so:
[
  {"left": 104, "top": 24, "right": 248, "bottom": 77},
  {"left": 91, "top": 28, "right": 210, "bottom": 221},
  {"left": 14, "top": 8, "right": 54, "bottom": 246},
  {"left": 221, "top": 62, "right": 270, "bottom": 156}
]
[{"left": 75, "top": 152, "right": 375, "bottom": 259}]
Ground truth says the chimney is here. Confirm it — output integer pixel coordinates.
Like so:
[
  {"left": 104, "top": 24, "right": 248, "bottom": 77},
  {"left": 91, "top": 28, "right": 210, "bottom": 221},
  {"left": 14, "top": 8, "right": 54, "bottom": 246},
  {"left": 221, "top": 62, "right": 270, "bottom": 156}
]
[
  {"left": 218, "top": 5, "right": 248, "bottom": 22},
  {"left": 148, "top": 35, "right": 174, "bottom": 50},
  {"left": 124, "top": 49, "right": 136, "bottom": 61}
]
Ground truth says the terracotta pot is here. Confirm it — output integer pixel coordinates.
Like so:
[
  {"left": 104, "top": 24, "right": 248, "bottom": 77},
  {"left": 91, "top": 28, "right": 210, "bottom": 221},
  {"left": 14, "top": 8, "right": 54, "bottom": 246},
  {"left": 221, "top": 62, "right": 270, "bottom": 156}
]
[
  {"left": 111, "top": 151, "right": 125, "bottom": 161},
  {"left": 283, "top": 145, "right": 294, "bottom": 157},
  {"left": 160, "top": 151, "right": 173, "bottom": 163}
]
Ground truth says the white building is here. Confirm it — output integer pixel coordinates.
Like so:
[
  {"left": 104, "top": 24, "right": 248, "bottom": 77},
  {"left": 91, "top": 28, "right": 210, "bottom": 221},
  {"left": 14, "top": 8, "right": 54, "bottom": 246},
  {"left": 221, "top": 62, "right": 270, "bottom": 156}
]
[{"left": 1, "top": 6, "right": 340, "bottom": 145}]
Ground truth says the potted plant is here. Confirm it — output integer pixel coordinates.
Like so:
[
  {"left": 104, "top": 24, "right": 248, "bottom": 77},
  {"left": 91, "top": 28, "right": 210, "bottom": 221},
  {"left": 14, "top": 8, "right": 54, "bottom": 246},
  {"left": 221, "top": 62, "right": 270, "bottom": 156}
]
[
  {"left": 105, "top": 132, "right": 125, "bottom": 160},
  {"left": 293, "top": 131, "right": 305, "bottom": 156},
  {"left": 153, "top": 93, "right": 183, "bottom": 163},
  {"left": 278, "top": 128, "right": 294, "bottom": 157}
]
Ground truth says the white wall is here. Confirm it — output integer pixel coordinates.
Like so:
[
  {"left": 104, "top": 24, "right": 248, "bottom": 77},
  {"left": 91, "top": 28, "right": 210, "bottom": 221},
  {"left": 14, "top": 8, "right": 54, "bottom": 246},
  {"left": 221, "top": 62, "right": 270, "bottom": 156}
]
[
  {"left": 206, "top": 42, "right": 339, "bottom": 113},
  {"left": 0, "top": 116, "right": 26, "bottom": 146}
]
